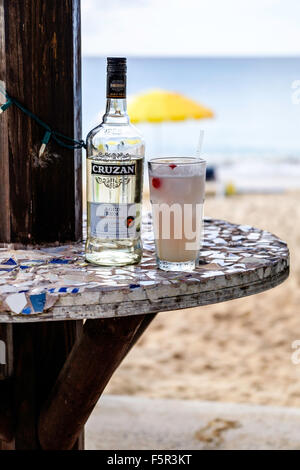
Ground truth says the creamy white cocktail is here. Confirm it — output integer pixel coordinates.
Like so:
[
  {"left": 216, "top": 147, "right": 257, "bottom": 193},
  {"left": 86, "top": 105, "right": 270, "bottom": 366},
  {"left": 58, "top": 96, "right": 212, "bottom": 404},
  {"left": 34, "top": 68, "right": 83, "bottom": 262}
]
[{"left": 148, "top": 157, "right": 206, "bottom": 271}]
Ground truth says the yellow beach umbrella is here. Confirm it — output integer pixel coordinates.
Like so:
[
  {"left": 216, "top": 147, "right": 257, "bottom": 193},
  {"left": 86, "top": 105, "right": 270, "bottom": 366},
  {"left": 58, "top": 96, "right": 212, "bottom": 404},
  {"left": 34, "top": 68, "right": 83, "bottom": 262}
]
[{"left": 128, "top": 89, "right": 214, "bottom": 124}]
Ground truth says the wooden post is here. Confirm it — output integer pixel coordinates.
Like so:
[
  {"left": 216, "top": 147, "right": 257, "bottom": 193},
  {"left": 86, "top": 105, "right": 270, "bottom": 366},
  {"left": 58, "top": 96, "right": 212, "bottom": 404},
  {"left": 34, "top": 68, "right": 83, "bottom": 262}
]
[
  {"left": 0, "top": 324, "right": 14, "bottom": 448},
  {"left": 0, "top": 0, "right": 82, "bottom": 244},
  {"left": 39, "top": 314, "right": 156, "bottom": 450},
  {"left": 11, "top": 321, "right": 83, "bottom": 450}
]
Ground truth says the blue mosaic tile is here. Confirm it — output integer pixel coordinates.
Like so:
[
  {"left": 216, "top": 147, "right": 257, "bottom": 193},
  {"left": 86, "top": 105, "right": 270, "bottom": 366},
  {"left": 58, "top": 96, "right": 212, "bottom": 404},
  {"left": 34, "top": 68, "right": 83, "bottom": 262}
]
[
  {"left": 3, "top": 258, "right": 17, "bottom": 266},
  {"left": 30, "top": 293, "right": 46, "bottom": 313},
  {"left": 22, "top": 307, "right": 32, "bottom": 315},
  {"left": 50, "top": 258, "right": 70, "bottom": 264}
]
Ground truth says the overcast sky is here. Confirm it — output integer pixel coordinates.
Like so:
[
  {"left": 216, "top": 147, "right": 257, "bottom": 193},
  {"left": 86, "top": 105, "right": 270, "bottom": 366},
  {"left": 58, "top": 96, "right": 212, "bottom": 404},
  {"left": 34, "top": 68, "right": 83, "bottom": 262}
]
[{"left": 81, "top": 0, "right": 300, "bottom": 57}]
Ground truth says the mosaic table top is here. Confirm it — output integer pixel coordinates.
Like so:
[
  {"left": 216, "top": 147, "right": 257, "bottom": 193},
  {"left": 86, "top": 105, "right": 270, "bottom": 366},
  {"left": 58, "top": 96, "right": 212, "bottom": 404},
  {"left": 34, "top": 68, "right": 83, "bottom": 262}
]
[{"left": 0, "top": 215, "right": 289, "bottom": 323}]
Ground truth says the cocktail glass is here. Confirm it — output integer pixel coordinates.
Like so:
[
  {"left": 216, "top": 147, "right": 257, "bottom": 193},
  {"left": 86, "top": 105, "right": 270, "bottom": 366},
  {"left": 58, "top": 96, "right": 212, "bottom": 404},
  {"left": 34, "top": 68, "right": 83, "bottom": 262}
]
[{"left": 148, "top": 157, "right": 206, "bottom": 271}]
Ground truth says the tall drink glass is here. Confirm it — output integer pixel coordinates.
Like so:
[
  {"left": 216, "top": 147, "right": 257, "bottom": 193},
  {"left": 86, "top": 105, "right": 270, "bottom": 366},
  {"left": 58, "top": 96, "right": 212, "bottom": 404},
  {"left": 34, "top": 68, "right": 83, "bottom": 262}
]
[{"left": 148, "top": 157, "right": 206, "bottom": 271}]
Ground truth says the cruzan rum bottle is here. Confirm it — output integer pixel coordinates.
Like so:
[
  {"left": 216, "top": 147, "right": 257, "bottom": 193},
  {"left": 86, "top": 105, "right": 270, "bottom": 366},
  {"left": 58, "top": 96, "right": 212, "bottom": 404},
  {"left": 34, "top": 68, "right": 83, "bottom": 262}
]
[{"left": 85, "top": 58, "right": 145, "bottom": 266}]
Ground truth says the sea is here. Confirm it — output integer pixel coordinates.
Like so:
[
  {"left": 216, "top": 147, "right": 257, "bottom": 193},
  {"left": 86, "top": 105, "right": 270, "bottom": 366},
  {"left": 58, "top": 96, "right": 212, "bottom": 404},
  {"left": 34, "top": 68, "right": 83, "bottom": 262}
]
[{"left": 82, "top": 57, "right": 300, "bottom": 191}]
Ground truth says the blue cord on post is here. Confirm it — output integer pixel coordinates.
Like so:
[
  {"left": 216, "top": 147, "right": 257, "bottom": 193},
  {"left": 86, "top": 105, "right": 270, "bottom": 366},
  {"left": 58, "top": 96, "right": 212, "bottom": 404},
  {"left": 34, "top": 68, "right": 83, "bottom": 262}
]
[
  {"left": 0, "top": 99, "right": 13, "bottom": 113},
  {"left": 39, "top": 130, "right": 52, "bottom": 157},
  {"left": 0, "top": 85, "right": 86, "bottom": 155}
]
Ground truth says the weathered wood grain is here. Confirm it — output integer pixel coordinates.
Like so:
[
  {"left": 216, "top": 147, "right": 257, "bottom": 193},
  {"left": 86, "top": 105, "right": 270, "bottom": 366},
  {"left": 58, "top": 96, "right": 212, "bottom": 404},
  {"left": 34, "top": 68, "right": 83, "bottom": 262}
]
[
  {"left": 39, "top": 314, "right": 156, "bottom": 450},
  {"left": 0, "top": 1, "right": 10, "bottom": 242},
  {"left": 0, "top": 323, "right": 13, "bottom": 379},
  {"left": 0, "top": 0, "right": 82, "bottom": 244},
  {"left": 0, "top": 324, "right": 14, "bottom": 444},
  {"left": 0, "top": 438, "right": 15, "bottom": 450},
  {"left": 12, "top": 320, "right": 83, "bottom": 450}
]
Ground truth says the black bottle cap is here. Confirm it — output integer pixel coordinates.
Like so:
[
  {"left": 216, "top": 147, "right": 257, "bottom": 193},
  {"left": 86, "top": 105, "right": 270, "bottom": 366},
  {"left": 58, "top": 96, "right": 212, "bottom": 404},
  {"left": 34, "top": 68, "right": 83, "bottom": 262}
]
[{"left": 107, "top": 57, "right": 127, "bottom": 74}]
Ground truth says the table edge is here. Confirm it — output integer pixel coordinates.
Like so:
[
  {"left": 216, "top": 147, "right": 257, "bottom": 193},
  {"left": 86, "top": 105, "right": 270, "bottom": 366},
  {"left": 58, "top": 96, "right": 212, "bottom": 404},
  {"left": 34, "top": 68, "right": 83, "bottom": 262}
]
[{"left": 0, "top": 266, "right": 289, "bottom": 323}]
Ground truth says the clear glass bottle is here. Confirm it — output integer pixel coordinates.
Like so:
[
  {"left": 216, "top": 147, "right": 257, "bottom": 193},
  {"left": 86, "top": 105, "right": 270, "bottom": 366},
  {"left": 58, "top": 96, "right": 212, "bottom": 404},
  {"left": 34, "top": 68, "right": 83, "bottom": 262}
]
[{"left": 85, "top": 58, "right": 145, "bottom": 266}]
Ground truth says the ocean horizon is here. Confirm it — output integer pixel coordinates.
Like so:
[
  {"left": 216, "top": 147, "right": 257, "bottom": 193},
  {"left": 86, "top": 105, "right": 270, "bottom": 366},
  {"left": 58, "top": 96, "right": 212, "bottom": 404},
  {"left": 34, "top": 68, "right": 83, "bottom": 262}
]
[
  {"left": 83, "top": 57, "right": 300, "bottom": 157},
  {"left": 82, "top": 57, "right": 300, "bottom": 189}
]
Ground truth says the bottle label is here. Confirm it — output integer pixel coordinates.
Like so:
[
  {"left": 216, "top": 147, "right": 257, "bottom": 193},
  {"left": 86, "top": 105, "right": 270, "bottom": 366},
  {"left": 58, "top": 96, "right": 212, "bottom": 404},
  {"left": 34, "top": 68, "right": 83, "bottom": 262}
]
[
  {"left": 107, "top": 75, "right": 126, "bottom": 99},
  {"left": 91, "top": 163, "right": 135, "bottom": 176},
  {"left": 91, "top": 160, "right": 136, "bottom": 189},
  {"left": 88, "top": 202, "right": 137, "bottom": 239}
]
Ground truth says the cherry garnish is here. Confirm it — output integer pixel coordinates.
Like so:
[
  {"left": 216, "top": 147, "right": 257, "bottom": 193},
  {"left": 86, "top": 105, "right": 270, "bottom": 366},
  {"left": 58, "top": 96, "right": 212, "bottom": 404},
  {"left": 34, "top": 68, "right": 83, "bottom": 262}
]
[
  {"left": 169, "top": 164, "right": 177, "bottom": 170},
  {"left": 152, "top": 177, "right": 161, "bottom": 189}
]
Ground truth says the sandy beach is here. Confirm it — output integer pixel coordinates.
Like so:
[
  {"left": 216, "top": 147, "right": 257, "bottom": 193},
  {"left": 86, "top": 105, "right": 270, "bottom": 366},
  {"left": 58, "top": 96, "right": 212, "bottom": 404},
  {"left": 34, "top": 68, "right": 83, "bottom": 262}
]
[{"left": 105, "top": 191, "right": 300, "bottom": 407}]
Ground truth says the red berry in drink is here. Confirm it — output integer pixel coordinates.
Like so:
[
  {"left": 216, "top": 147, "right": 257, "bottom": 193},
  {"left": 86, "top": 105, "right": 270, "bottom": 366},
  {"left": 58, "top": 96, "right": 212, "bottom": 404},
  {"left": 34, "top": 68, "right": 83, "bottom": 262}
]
[
  {"left": 169, "top": 164, "right": 177, "bottom": 170},
  {"left": 152, "top": 177, "right": 161, "bottom": 189}
]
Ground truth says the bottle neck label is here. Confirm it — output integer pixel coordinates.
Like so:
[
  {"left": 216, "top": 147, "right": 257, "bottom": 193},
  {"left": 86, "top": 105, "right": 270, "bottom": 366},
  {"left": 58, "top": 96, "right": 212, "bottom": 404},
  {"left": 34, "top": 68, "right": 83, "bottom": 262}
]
[{"left": 106, "top": 72, "right": 126, "bottom": 99}]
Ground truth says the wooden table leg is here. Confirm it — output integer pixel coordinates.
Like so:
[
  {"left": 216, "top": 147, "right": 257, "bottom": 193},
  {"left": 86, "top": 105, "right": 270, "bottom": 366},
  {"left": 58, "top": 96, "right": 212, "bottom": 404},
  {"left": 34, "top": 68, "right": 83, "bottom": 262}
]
[
  {"left": 0, "top": 324, "right": 14, "bottom": 449},
  {"left": 0, "top": 320, "right": 83, "bottom": 450},
  {"left": 39, "top": 314, "right": 157, "bottom": 450}
]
